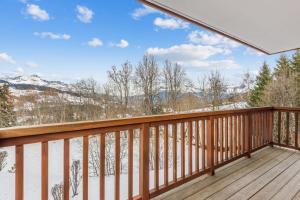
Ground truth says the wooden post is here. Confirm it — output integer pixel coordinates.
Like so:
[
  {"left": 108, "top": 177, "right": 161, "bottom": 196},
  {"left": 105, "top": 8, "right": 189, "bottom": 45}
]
[
  {"left": 207, "top": 116, "right": 215, "bottom": 176},
  {"left": 140, "top": 123, "right": 150, "bottom": 200}
]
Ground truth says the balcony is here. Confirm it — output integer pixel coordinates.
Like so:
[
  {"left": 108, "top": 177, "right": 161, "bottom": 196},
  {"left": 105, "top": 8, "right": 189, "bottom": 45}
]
[{"left": 0, "top": 107, "right": 299, "bottom": 200}]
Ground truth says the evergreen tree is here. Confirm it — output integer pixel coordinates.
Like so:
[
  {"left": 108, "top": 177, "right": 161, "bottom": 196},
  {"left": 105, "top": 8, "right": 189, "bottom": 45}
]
[
  {"left": 0, "top": 84, "right": 16, "bottom": 128},
  {"left": 249, "top": 62, "right": 272, "bottom": 106},
  {"left": 274, "top": 55, "right": 291, "bottom": 78},
  {"left": 291, "top": 51, "right": 300, "bottom": 106}
]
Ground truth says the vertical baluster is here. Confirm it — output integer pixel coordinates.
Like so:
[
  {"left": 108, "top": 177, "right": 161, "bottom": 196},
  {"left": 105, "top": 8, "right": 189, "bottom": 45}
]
[
  {"left": 208, "top": 116, "right": 215, "bottom": 176},
  {"left": 234, "top": 115, "right": 237, "bottom": 157},
  {"left": 258, "top": 113, "right": 261, "bottom": 146},
  {"left": 100, "top": 134, "right": 105, "bottom": 200},
  {"left": 296, "top": 113, "right": 299, "bottom": 149},
  {"left": 41, "top": 142, "right": 48, "bottom": 200},
  {"left": 286, "top": 112, "right": 290, "bottom": 145},
  {"left": 278, "top": 111, "right": 282, "bottom": 144},
  {"left": 64, "top": 139, "right": 70, "bottom": 200},
  {"left": 238, "top": 115, "right": 241, "bottom": 155},
  {"left": 128, "top": 130, "right": 133, "bottom": 200},
  {"left": 181, "top": 122, "right": 185, "bottom": 178},
  {"left": 201, "top": 120, "right": 206, "bottom": 170},
  {"left": 195, "top": 120, "right": 199, "bottom": 173},
  {"left": 254, "top": 113, "right": 257, "bottom": 148},
  {"left": 16, "top": 145, "right": 24, "bottom": 200},
  {"left": 164, "top": 124, "right": 168, "bottom": 185},
  {"left": 154, "top": 126, "right": 159, "bottom": 190},
  {"left": 214, "top": 118, "right": 218, "bottom": 165},
  {"left": 265, "top": 112, "right": 267, "bottom": 144},
  {"left": 270, "top": 111, "right": 274, "bottom": 146},
  {"left": 229, "top": 116, "right": 233, "bottom": 159},
  {"left": 242, "top": 114, "right": 246, "bottom": 154},
  {"left": 83, "top": 136, "right": 89, "bottom": 200},
  {"left": 173, "top": 123, "right": 178, "bottom": 181},
  {"left": 115, "top": 131, "right": 120, "bottom": 200},
  {"left": 248, "top": 113, "right": 252, "bottom": 158},
  {"left": 261, "top": 112, "right": 264, "bottom": 145},
  {"left": 239, "top": 115, "right": 242, "bottom": 154},
  {"left": 258, "top": 113, "right": 260, "bottom": 147},
  {"left": 140, "top": 123, "right": 150, "bottom": 200},
  {"left": 220, "top": 117, "right": 224, "bottom": 163},
  {"left": 188, "top": 121, "right": 193, "bottom": 176},
  {"left": 225, "top": 116, "right": 229, "bottom": 161}
]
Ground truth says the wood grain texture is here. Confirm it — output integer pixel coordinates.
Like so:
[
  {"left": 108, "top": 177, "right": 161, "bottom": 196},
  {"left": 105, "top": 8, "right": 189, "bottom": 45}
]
[
  {"left": 154, "top": 126, "right": 159, "bottom": 190},
  {"left": 64, "top": 139, "right": 70, "bottom": 200},
  {"left": 16, "top": 145, "right": 23, "bottom": 200},
  {"left": 41, "top": 142, "right": 48, "bottom": 200},
  {"left": 83, "top": 136, "right": 89, "bottom": 200},
  {"left": 128, "top": 129, "right": 133, "bottom": 200},
  {"left": 173, "top": 123, "right": 178, "bottom": 181},
  {"left": 181, "top": 122, "right": 185, "bottom": 178},
  {"left": 164, "top": 124, "right": 169, "bottom": 185},
  {"left": 0, "top": 107, "right": 274, "bottom": 140}
]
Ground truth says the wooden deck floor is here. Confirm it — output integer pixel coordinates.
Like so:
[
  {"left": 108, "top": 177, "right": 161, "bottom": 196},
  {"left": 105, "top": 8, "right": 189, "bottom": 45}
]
[{"left": 153, "top": 147, "right": 300, "bottom": 200}]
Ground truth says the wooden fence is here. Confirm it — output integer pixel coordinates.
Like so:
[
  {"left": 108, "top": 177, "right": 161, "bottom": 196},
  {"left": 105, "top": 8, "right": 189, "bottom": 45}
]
[{"left": 0, "top": 107, "right": 299, "bottom": 200}]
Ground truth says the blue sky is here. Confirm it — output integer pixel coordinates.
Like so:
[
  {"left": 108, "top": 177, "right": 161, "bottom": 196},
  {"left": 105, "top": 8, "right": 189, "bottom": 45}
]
[{"left": 0, "top": 0, "right": 293, "bottom": 85}]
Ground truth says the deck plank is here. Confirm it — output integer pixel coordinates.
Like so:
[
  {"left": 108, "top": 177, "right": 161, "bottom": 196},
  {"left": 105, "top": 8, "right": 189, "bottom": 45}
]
[
  {"left": 187, "top": 150, "right": 291, "bottom": 200},
  {"left": 153, "top": 147, "right": 300, "bottom": 200},
  {"left": 228, "top": 153, "right": 300, "bottom": 200},
  {"left": 152, "top": 147, "right": 275, "bottom": 200},
  {"left": 250, "top": 156, "right": 300, "bottom": 200},
  {"left": 292, "top": 190, "right": 300, "bottom": 200},
  {"left": 271, "top": 168, "right": 300, "bottom": 200}
]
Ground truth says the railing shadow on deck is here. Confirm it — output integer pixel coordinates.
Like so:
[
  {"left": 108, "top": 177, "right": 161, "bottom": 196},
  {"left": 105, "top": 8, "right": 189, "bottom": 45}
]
[{"left": 0, "top": 106, "right": 299, "bottom": 200}]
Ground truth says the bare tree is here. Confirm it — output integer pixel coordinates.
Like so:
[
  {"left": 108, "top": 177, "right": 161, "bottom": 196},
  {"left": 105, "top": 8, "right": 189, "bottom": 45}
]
[
  {"left": 70, "top": 160, "right": 82, "bottom": 197},
  {"left": 51, "top": 183, "right": 64, "bottom": 200},
  {"left": 135, "top": 55, "right": 162, "bottom": 115},
  {"left": 163, "top": 60, "right": 187, "bottom": 112},
  {"left": 0, "top": 151, "right": 8, "bottom": 171},
  {"left": 201, "top": 71, "right": 226, "bottom": 110},
  {"left": 108, "top": 62, "right": 133, "bottom": 117},
  {"left": 242, "top": 71, "right": 255, "bottom": 100},
  {"left": 262, "top": 73, "right": 298, "bottom": 107}
]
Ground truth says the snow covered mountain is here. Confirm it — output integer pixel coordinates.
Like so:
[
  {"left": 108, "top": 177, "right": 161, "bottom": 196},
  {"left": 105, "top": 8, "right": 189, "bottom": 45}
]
[{"left": 0, "top": 74, "right": 73, "bottom": 96}]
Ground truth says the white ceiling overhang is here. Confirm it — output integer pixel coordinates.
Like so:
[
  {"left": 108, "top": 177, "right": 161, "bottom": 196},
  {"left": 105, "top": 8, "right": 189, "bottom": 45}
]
[{"left": 140, "top": 0, "right": 300, "bottom": 55}]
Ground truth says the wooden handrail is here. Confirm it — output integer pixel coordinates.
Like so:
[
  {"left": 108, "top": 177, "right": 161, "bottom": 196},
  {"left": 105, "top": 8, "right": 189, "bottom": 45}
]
[{"left": 0, "top": 107, "right": 273, "bottom": 139}]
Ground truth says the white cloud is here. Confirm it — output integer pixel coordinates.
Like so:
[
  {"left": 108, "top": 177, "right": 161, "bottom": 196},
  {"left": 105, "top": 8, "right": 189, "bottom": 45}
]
[
  {"left": 25, "top": 61, "right": 39, "bottom": 68},
  {"left": 76, "top": 5, "right": 93, "bottom": 23},
  {"left": 34, "top": 32, "right": 71, "bottom": 40},
  {"left": 244, "top": 47, "right": 265, "bottom": 56},
  {"left": 26, "top": 4, "right": 50, "bottom": 21},
  {"left": 147, "top": 43, "right": 239, "bottom": 69},
  {"left": 178, "top": 59, "right": 240, "bottom": 69},
  {"left": 188, "top": 31, "right": 240, "bottom": 48},
  {"left": 111, "top": 39, "right": 129, "bottom": 48},
  {"left": 0, "top": 53, "right": 16, "bottom": 64},
  {"left": 131, "top": 5, "right": 158, "bottom": 19},
  {"left": 87, "top": 38, "right": 103, "bottom": 47},
  {"left": 147, "top": 44, "right": 229, "bottom": 61},
  {"left": 154, "top": 17, "right": 189, "bottom": 30}
]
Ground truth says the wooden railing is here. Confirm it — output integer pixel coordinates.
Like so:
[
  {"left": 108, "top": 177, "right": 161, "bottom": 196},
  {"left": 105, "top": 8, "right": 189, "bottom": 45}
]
[{"left": 0, "top": 107, "right": 299, "bottom": 200}]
